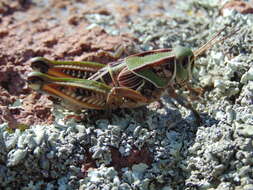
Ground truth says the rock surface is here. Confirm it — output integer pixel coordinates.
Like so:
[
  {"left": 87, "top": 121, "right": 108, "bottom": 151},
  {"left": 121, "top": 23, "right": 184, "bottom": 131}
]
[{"left": 0, "top": 0, "right": 252, "bottom": 189}]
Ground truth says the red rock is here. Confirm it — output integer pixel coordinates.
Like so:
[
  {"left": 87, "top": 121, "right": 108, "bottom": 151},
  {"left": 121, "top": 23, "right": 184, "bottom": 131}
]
[{"left": 222, "top": 0, "right": 253, "bottom": 15}]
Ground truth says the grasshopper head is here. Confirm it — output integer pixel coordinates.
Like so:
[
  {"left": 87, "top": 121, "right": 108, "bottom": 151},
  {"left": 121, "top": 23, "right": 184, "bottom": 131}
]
[
  {"left": 174, "top": 46, "right": 194, "bottom": 85},
  {"left": 30, "top": 57, "right": 51, "bottom": 73},
  {"left": 172, "top": 26, "right": 240, "bottom": 88}
]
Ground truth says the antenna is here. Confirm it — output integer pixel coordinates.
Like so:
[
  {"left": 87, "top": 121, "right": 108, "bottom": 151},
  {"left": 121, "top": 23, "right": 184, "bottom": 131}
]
[{"left": 193, "top": 25, "right": 240, "bottom": 58}]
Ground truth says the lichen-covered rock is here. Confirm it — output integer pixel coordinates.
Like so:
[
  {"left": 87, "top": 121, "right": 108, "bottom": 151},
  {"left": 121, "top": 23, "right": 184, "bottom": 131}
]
[
  {"left": 0, "top": 0, "right": 252, "bottom": 189},
  {"left": 7, "top": 149, "right": 27, "bottom": 166}
]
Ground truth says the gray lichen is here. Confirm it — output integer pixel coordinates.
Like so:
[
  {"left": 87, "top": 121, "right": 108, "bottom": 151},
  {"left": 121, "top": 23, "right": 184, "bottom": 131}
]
[{"left": 1, "top": 0, "right": 253, "bottom": 189}]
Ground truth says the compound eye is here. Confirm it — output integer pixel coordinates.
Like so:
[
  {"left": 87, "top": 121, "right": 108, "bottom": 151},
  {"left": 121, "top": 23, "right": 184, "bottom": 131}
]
[
  {"left": 181, "top": 56, "right": 189, "bottom": 68},
  {"left": 182, "top": 55, "right": 194, "bottom": 68}
]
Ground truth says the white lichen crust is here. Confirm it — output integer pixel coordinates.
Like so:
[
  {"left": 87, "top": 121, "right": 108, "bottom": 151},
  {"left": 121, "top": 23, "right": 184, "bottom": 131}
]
[{"left": 1, "top": 0, "right": 253, "bottom": 189}]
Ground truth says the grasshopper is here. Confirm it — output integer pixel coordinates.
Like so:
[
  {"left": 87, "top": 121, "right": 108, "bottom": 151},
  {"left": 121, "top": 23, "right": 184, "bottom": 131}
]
[{"left": 27, "top": 26, "right": 238, "bottom": 123}]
